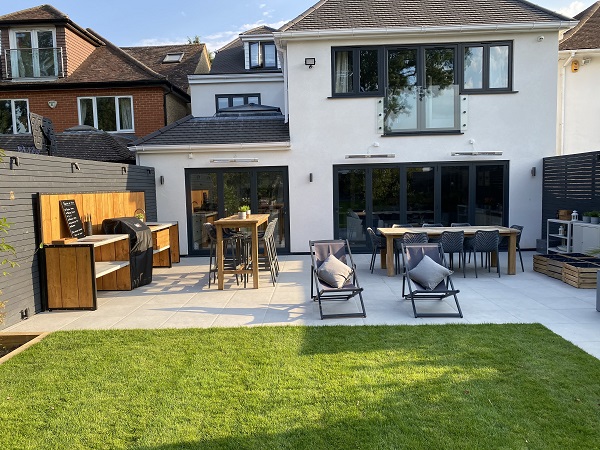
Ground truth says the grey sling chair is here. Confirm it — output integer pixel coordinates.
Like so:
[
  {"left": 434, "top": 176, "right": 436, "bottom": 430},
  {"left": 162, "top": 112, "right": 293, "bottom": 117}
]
[
  {"left": 400, "top": 242, "right": 463, "bottom": 318},
  {"left": 309, "top": 239, "right": 366, "bottom": 320}
]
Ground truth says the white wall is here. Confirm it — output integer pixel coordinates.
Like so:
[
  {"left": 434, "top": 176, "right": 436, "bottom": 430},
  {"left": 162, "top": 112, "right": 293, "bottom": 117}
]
[
  {"left": 284, "top": 31, "right": 559, "bottom": 250},
  {"left": 189, "top": 75, "right": 285, "bottom": 117},
  {"left": 141, "top": 30, "right": 560, "bottom": 253},
  {"left": 559, "top": 50, "right": 600, "bottom": 154}
]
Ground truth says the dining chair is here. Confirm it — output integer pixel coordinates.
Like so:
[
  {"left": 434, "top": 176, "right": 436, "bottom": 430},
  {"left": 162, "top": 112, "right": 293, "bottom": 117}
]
[
  {"left": 367, "top": 227, "right": 386, "bottom": 273},
  {"left": 439, "top": 230, "right": 465, "bottom": 277},
  {"left": 422, "top": 223, "right": 443, "bottom": 243},
  {"left": 465, "top": 230, "right": 500, "bottom": 277},
  {"left": 203, "top": 223, "right": 244, "bottom": 287}
]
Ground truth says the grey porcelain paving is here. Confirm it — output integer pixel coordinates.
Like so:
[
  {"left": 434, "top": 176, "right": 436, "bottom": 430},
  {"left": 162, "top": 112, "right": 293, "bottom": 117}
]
[{"left": 5, "top": 251, "right": 600, "bottom": 359}]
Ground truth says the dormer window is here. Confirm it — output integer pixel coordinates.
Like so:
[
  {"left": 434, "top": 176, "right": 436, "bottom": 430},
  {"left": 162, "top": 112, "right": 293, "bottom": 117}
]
[
  {"left": 8, "top": 29, "right": 61, "bottom": 79},
  {"left": 249, "top": 42, "right": 277, "bottom": 69},
  {"left": 163, "top": 52, "right": 184, "bottom": 64}
]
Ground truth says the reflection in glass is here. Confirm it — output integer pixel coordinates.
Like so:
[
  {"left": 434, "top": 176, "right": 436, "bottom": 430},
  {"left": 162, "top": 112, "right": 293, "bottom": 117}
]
[
  {"left": 258, "top": 171, "right": 286, "bottom": 248},
  {"left": 97, "top": 97, "right": 117, "bottom": 131},
  {"left": 37, "top": 30, "right": 55, "bottom": 77},
  {"left": 424, "top": 85, "right": 458, "bottom": 129},
  {"left": 338, "top": 169, "right": 366, "bottom": 245},
  {"left": 14, "top": 100, "right": 30, "bottom": 133},
  {"left": 386, "top": 49, "right": 417, "bottom": 132},
  {"left": 223, "top": 172, "right": 251, "bottom": 217},
  {"left": 407, "top": 167, "right": 434, "bottom": 225},
  {"left": 372, "top": 168, "right": 400, "bottom": 228},
  {"left": 441, "top": 166, "right": 469, "bottom": 225},
  {"left": 190, "top": 173, "right": 218, "bottom": 251},
  {"left": 475, "top": 166, "right": 504, "bottom": 225},
  {"left": 463, "top": 46, "right": 483, "bottom": 89},
  {"left": 489, "top": 45, "right": 509, "bottom": 89},
  {"left": 359, "top": 49, "right": 379, "bottom": 92}
]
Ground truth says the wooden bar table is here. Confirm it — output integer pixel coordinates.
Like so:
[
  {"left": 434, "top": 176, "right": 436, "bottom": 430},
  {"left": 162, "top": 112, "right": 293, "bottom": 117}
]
[
  {"left": 378, "top": 226, "right": 520, "bottom": 277},
  {"left": 214, "top": 214, "right": 270, "bottom": 289}
]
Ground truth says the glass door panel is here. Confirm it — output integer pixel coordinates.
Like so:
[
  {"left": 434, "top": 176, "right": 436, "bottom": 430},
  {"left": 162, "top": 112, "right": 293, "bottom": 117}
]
[
  {"left": 475, "top": 166, "right": 504, "bottom": 225},
  {"left": 386, "top": 49, "right": 418, "bottom": 132},
  {"left": 223, "top": 172, "right": 251, "bottom": 217},
  {"left": 424, "top": 47, "right": 456, "bottom": 130},
  {"left": 257, "top": 170, "right": 286, "bottom": 248},
  {"left": 338, "top": 169, "right": 367, "bottom": 246},
  {"left": 14, "top": 31, "right": 34, "bottom": 78},
  {"left": 189, "top": 173, "right": 218, "bottom": 251},
  {"left": 441, "top": 166, "right": 469, "bottom": 226},
  {"left": 37, "top": 30, "right": 56, "bottom": 77},
  {"left": 406, "top": 166, "right": 434, "bottom": 225},
  {"left": 372, "top": 167, "right": 400, "bottom": 228}
]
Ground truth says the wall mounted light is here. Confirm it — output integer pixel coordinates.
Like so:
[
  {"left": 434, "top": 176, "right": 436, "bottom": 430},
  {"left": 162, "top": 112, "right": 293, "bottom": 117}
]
[
  {"left": 309, "top": 173, "right": 313, "bottom": 182},
  {"left": 210, "top": 158, "right": 259, "bottom": 163},
  {"left": 121, "top": 166, "right": 127, "bottom": 175},
  {"left": 582, "top": 58, "right": 592, "bottom": 65},
  {"left": 305, "top": 57, "right": 316, "bottom": 68},
  {"left": 71, "top": 162, "right": 80, "bottom": 172},
  {"left": 345, "top": 153, "right": 395, "bottom": 159},
  {"left": 537, "top": 35, "right": 544, "bottom": 42},
  {"left": 160, "top": 175, "right": 165, "bottom": 185},
  {"left": 531, "top": 167, "right": 536, "bottom": 177},
  {"left": 9, "top": 156, "right": 20, "bottom": 169},
  {"left": 47, "top": 100, "right": 57, "bottom": 108},
  {"left": 450, "top": 151, "right": 503, "bottom": 156},
  {"left": 188, "top": 153, "right": 193, "bottom": 159}
]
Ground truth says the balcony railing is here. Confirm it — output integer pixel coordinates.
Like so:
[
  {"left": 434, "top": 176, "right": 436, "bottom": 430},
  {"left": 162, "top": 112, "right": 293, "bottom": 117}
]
[
  {"left": 383, "top": 85, "right": 464, "bottom": 134},
  {"left": 3, "top": 47, "right": 65, "bottom": 80}
]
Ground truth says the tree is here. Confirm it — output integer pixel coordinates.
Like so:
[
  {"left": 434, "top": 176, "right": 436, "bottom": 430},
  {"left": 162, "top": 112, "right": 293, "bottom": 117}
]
[{"left": 187, "top": 35, "right": 202, "bottom": 45}]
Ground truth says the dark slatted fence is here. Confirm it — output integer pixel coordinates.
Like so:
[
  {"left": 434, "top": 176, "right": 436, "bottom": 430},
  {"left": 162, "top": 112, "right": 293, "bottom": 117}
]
[
  {"left": 0, "top": 150, "right": 156, "bottom": 330},
  {"left": 543, "top": 151, "right": 600, "bottom": 237}
]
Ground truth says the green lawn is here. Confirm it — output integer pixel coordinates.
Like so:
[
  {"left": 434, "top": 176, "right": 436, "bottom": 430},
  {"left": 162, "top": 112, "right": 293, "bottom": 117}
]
[{"left": 0, "top": 324, "right": 599, "bottom": 449}]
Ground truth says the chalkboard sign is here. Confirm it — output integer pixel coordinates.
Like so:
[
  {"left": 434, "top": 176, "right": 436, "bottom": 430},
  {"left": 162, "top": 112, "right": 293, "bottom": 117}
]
[{"left": 59, "top": 199, "right": 85, "bottom": 239}]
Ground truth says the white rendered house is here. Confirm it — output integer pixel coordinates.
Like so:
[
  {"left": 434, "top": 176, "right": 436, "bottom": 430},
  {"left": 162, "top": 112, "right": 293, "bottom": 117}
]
[
  {"left": 134, "top": 0, "right": 575, "bottom": 255},
  {"left": 558, "top": 1, "right": 600, "bottom": 155}
]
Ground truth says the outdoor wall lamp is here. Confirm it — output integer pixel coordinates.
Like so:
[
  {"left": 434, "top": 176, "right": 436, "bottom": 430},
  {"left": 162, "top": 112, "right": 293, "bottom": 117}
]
[
  {"left": 47, "top": 100, "right": 57, "bottom": 108},
  {"left": 71, "top": 162, "right": 80, "bottom": 172},
  {"left": 121, "top": 166, "right": 127, "bottom": 175},
  {"left": 531, "top": 167, "right": 537, "bottom": 177},
  {"left": 305, "top": 57, "right": 316, "bottom": 68},
  {"left": 160, "top": 175, "right": 165, "bottom": 185},
  {"left": 9, "top": 156, "right": 19, "bottom": 169},
  {"left": 309, "top": 173, "right": 313, "bottom": 182}
]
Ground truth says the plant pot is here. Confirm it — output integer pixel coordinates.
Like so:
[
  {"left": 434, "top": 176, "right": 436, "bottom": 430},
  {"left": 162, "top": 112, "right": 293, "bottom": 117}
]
[
  {"left": 583, "top": 215, "right": 591, "bottom": 223},
  {"left": 591, "top": 217, "right": 599, "bottom": 224},
  {"left": 238, "top": 211, "right": 247, "bottom": 219},
  {"left": 0, "top": 332, "right": 48, "bottom": 365}
]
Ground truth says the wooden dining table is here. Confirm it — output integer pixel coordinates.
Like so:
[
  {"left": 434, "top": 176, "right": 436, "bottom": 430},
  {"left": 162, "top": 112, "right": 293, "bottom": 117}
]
[
  {"left": 213, "top": 213, "right": 270, "bottom": 289},
  {"left": 377, "top": 226, "right": 521, "bottom": 276}
]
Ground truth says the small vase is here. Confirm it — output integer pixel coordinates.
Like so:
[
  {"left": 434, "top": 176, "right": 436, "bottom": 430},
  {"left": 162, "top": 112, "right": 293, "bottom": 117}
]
[
  {"left": 238, "top": 211, "right": 247, "bottom": 219},
  {"left": 247, "top": 210, "right": 251, "bottom": 216}
]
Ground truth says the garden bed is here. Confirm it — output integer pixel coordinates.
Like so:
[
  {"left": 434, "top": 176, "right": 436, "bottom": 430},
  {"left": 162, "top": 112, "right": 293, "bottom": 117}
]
[
  {"left": 533, "top": 253, "right": 600, "bottom": 288},
  {"left": 0, "top": 332, "right": 48, "bottom": 364}
]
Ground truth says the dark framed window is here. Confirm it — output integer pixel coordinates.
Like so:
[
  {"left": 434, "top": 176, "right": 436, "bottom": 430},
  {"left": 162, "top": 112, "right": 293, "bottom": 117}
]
[
  {"left": 249, "top": 42, "right": 277, "bottom": 69},
  {"left": 461, "top": 42, "right": 513, "bottom": 93},
  {"left": 215, "top": 94, "right": 261, "bottom": 112},
  {"left": 332, "top": 47, "right": 383, "bottom": 96}
]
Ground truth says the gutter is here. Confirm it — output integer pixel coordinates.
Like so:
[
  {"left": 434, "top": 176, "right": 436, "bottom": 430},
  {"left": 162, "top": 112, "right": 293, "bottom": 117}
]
[
  {"left": 131, "top": 141, "right": 291, "bottom": 154},
  {"left": 559, "top": 50, "right": 576, "bottom": 156},
  {"left": 274, "top": 21, "right": 578, "bottom": 45}
]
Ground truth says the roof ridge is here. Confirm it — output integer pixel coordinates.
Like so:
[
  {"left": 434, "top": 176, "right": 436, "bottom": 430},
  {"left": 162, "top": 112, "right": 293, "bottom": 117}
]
[
  {"left": 279, "top": 0, "right": 329, "bottom": 32},
  {"left": 240, "top": 25, "right": 277, "bottom": 35},
  {"left": 122, "top": 43, "right": 205, "bottom": 51},
  {"left": 560, "top": 1, "right": 600, "bottom": 46},
  {"left": 85, "top": 28, "right": 167, "bottom": 81}
]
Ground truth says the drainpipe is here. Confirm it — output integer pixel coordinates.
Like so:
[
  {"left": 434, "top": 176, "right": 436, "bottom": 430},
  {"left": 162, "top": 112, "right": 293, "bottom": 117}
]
[{"left": 560, "top": 51, "right": 576, "bottom": 155}]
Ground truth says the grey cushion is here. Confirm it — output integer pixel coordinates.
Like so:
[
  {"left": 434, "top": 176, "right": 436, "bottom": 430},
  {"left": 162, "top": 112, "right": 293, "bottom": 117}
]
[
  {"left": 408, "top": 255, "right": 452, "bottom": 290},
  {"left": 317, "top": 254, "right": 353, "bottom": 288}
]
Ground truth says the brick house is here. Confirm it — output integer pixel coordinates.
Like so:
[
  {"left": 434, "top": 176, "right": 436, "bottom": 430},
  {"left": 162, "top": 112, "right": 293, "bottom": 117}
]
[{"left": 0, "top": 4, "right": 210, "bottom": 144}]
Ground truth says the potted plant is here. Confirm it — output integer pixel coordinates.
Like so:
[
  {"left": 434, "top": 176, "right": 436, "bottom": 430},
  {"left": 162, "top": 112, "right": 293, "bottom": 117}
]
[
  {"left": 591, "top": 211, "right": 600, "bottom": 225},
  {"left": 583, "top": 212, "right": 592, "bottom": 223},
  {"left": 238, "top": 205, "right": 250, "bottom": 219}
]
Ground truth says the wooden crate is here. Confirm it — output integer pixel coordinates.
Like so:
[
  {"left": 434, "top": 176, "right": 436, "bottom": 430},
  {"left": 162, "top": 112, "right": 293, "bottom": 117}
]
[
  {"left": 562, "top": 262, "right": 600, "bottom": 289},
  {"left": 533, "top": 254, "right": 549, "bottom": 274}
]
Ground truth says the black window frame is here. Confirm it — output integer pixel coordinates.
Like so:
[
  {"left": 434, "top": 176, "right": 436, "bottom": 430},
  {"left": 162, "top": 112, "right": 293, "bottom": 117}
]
[
  {"left": 215, "top": 93, "right": 261, "bottom": 112},
  {"left": 249, "top": 41, "right": 278, "bottom": 69},
  {"left": 459, "top": 41, "right": 513, "bottom": 94},
  {"left": 330, "top": 41, "right": 513, "bottom": 98},
  {"left": 331, "top": 46, "right": 384, "bottom": 97}
]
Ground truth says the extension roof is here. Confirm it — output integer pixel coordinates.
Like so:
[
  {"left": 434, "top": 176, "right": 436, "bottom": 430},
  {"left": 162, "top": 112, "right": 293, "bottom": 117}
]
[
  {"left": 560, "top": 1, "right": 600, "bottom": 50},
  {"left": 130, "top": 114, "right": 290, "bottom": 147},
  {"left": 0, "top": 126, "right": 135, "bottom": 163},
  {"left": 280, "top": 0, "right": 573, "bottom": 32}
]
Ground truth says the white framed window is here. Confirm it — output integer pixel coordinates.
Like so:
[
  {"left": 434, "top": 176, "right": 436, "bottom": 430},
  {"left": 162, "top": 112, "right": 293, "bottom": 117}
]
[
  {"left": 9, "top": 28, "right": 58, "bottom": 78},
  {"left": 78, "top": 96, "right": 134, "bottom": 132},
  {"left": 0, "top": 99, "right": 30, "bottom": 134}
]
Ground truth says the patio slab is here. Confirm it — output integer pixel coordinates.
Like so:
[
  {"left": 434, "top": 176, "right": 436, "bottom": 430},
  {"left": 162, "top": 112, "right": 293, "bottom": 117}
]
[{"left": 6, "top": 251, "right": 600, "bottom": 359}]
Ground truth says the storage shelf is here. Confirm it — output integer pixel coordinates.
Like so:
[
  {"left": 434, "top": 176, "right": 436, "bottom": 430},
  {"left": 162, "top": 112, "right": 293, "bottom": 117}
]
[
  {"left": 95, "top": 261, "right": 130, "bottom": 278},
  {"left": 547, "top": 219, "right": 573, "bottom": 254}
]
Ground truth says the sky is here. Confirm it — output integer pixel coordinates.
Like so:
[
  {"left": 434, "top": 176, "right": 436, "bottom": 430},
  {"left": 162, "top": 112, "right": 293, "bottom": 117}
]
[{"left": 0, "top": 0, "right": 590, "bottom": 53}]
